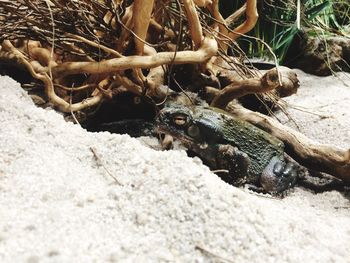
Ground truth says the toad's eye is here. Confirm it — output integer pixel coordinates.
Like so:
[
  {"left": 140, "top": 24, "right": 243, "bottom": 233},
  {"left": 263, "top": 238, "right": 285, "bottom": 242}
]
[
  {"left": 187, "top": 125, "right": 200, "bottom": 138},
  {"left": 173, "top": 115, "right": 187, "bottom": 126}
]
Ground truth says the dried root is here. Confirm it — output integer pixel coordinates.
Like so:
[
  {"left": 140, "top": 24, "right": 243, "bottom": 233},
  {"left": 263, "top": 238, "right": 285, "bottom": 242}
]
[
  {"left": 210, "top": 68, "right": 282, "bottom": 108},
  {"left": 1, "top": 0, "right": 349, "bottom": 184}
]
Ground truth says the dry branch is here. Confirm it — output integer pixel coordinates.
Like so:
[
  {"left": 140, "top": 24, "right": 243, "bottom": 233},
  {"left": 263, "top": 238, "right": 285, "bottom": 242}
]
[
  {"left": 51, "top": 37, "right": 218, "bottom": 77},
  {"left": 211, "top": 68, "right": 281, "bottom": 108},
  {"left": 1, "top": 0, "right": 349, "bottom": 186},
  {"left": 2, "top": 40, "right": 104, "bottom": 112},
  {"left": 183, "top": 0, "right": 204, "bottom": 49},
  {"left": 132, "top": 0, "right": 155, "bottom": 55},
  {"left": 230, "top": 0, "right": 258, "bottom": 41},
  {"left": 225, "top": 3, "right": 247, "bottom": 26}
]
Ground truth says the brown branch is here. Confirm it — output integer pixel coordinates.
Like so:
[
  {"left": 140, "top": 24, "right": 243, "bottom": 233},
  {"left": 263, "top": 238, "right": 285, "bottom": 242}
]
[
  {"left": 193, "top": 0, "right": 212, "bottom": 7},
  {"left": 2, "top": 40, "right": 104, "bottom": 112},
  {"left": 183, "top": 0, "right": 203, "bottom": 49},
  {"left": 225, "top": 3, "right": 247, "bottom": 26},
  {"left": 203, "top": 0, "right": 258, "bottom": 54},
  {"left": 29, "top": 47, "right": 57, "bottom": 68},
  {"left": 114, "top": 74, "right": 143, "bottom": 95},
  {"left": 52, "top": 37, "right": 218, "bottom": 77},
  {"left": 66, "top": 33, "right": 123, "bottom": 58},
  {"left": 132, "top": 0, "right": 155, "bottom": 55},
  {"left": 54, "top": 83, "right": 96, "bottom": 92},
  {"left": 230, "top": 0, "right": 258, "bottom": 41},
  {"left": 211, "top": 68, "right": 281, "bottom": 108},
  {"left": 208, "top": 0, "right": 228, "bottom": 50}
]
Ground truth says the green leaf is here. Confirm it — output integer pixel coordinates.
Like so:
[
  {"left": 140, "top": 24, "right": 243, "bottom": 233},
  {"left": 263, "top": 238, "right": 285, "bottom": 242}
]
[{"left": 306, "top": 1, "right": 331, "bottom": 20}]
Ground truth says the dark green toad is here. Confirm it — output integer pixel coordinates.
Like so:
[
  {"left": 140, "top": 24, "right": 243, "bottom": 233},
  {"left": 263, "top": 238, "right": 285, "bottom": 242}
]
[{"left": 156, "top": 104, "right": 298, "bottom": 193}]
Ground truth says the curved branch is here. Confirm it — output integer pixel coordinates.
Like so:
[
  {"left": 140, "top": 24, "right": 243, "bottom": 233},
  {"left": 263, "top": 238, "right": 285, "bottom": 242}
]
[
  {"left": 208, "top": 0, "right": 228, "bottom": 50},
  {"left": 211, "top": 68, "right": 280, "bottom": 108},
  {"left": 193, "top": 0, "right": 213, "bottom": 7},
  {"left": 133, "top": 0, "right": 155, "bottom": 55},
  {"left": 52, "top": 37, "right": 218, "bottom": 77},
  {"left": 2, "top": 40, "right": 104, "bottom": 112},
  {"left": 66, "top": 33, "right": 123, "bottom": 58},
  {"left": 183, "top": 0, "right": 203, "bottom": 49},
  {"left": 229, "top": 0, "right": 258, "bottom": 41},
  {"left": 207, "top": 0, "right": 257, "bottom": 52},
  {"left": 225, "top": 3, "right": 247, "bottom": 26}
]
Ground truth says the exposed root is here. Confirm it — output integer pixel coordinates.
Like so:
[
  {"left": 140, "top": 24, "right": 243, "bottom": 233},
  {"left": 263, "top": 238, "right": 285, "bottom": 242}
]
[
  {"left": 230, "top": 0, "right": 258, "bottom": 41},
  {"left": 2, "top": 40, "right": 104, "bottom": 112},
  {"left": 211, "top": 68, "right": 281, "bottom": 108},
  {"left": 183, "top": 0, "right": 204, "bottom": 49},
  {"left": 0, "top": 0, "right": 348, "bottom": 186},
  {"left": 51, "top": 37, "right": 218, "bottom": 78}
]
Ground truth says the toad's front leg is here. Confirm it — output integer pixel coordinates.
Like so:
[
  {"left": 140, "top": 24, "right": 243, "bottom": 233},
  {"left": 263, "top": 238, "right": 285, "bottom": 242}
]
[
  {"left": 216, "top": 144, "right": 251, "bottom": 186},
  {"left": 260, "top": 156, "right": 298, "bottom": 193}
]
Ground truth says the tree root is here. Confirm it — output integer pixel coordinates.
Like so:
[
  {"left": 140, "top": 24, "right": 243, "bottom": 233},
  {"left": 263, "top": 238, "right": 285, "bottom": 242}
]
[
  {"left": 210, "top": 68, "right": 281, "bottom": 108},
  {"left": 2, "top": 40, "right": 105, "bottom": 112},
  {"left": 230, "top": 0, "right": 258, "bottom": 41},
  {"left": 1, "top": 0, "right": 348, "bottom": 186},
  {"left": 207, "top": 0, "right": 258, "bottom": 52},
  {"left": 51, "top": 37, "right": 218, "bottom": 78}
]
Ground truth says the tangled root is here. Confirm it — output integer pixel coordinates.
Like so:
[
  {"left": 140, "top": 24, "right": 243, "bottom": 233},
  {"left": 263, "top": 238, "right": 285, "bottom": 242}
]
[{"left": 1, "top": 0, "right": 349, "bottom": 183}]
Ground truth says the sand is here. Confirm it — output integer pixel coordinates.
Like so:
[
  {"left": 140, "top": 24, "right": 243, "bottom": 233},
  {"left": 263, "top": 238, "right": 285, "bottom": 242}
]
[{"left": 0, "top": 71, "right": 349, "bottom": 262}]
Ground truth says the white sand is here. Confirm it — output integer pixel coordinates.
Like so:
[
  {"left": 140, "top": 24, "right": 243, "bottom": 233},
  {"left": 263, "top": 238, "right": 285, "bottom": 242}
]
[{"left": 0, "top": 72, "right": 349, "bottom": 262}]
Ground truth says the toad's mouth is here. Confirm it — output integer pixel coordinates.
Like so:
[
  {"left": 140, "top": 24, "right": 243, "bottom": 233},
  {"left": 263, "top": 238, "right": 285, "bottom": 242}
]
[
  {"left": 156, "top": 124, "right": 214, "bottom": 154},
  {"left": 156, "top": 125, "right": 194, "bottom": 145}
]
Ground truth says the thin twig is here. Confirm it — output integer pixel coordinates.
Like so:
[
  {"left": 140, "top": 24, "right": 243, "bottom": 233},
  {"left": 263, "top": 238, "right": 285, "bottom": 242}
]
[
  {"left": 90, "top": 147, "right": 123, "bottom": 186},
  {"left": 195, "top": 245, "right": 235, "bottom": 263},
  {"left": 70, "top": 84, "right": 81, "bottom": 126},
  {"left": 211, "top": 169, "right": 229, "bottom": 173}
]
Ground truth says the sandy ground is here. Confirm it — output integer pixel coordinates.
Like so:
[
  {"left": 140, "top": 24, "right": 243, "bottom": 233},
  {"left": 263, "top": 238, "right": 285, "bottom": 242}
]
[{"left": 0, "top": 71, "right": 349, "bottom": 262}]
